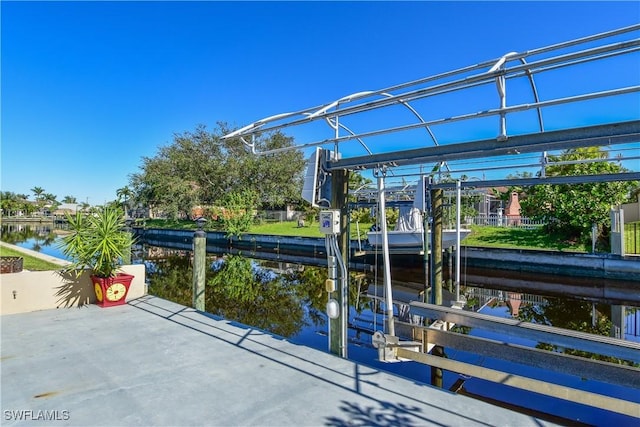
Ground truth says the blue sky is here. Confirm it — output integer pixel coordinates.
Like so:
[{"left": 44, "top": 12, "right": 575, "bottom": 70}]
[{"left": 2, "top": 1, "right": 639, "bottom": 205}]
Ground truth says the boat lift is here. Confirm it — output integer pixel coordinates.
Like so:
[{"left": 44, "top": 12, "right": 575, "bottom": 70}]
[{"left": 222, "top": 24, "right": 640, "bottom": 361}]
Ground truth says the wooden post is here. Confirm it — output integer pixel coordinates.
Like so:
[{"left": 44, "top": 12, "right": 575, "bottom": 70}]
[
  {"left": 192, "top": 227, "right": 206, "bottom": 311},
  {"left": 330, "top": 168, "right": 349, "bottom": 357},
  {"left": 430, "top": 345, "right": 445, "bottom": 388},
  {"left": 429, "top": 188, "right": 445, "bottom": 387},
  {"left": 430, "top": 188, "right": 443, "bottom": 306},
  {"left": 422, "top": 210, "right": 430, "bottom": 304},
  {"left": 123, "top": 220, "right": 133, "bottom": 265}
]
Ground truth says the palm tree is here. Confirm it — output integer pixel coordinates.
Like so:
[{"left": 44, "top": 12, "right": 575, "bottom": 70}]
[
  {"left": 63, "top": 195, "right": 77, "bottom": 204},
  {"left": 1, "top": 192, "right": 17, "bottom": 217},
  {"left": 31, "top": 186, "right": 45, "bottom": 201},
  {"left": 116, "top": 186, "right": 133, "bottom": 217},
  {"left": 41, "top": 193, "right": 58, "bottom": 217},
  {"left": 43, "top": 193, "right": 58, "bottom": 204}
]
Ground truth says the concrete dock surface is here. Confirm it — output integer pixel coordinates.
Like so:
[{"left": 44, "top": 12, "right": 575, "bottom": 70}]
[{"left": 1, "top": 296, "right": 558, "bottom": 426}]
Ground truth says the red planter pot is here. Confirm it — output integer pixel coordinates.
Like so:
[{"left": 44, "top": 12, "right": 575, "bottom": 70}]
[{"left": 91, "top": 274, "right": 134, "bottom": 308}]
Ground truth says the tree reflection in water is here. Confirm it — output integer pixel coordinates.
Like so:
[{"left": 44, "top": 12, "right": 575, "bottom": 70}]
[
  {"left": 1, "top": 224, "right": 59, "bottom": 249},
  {"left": 517, "top": 297, "right": 612, "bottom": 336},
  {"left": 516, "top": 297, "right": 639, "bottom": 365},
  {"left": 147, "top": 254, "right": 194, "bottom": 307},
  {"left": 207, "top": 255, "right": 311, "bottom": 337},
  {"left": 147, "top": 254, "right": 371, "bottom": 339}
]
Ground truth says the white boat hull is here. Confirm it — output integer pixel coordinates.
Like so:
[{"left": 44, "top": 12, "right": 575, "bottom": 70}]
[{"left": 367, "top": 229, "right": 471, "bottom": 248}]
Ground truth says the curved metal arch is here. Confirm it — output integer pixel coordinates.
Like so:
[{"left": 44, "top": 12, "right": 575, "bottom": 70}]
[
  {"left": 315, "top": 90, "right": 442, "bottom": 156},
  {"left": 235, "top": 38, "right": 639, "bottom": 143},
  {"left": 308, "top": 91, "right": 374, "bottom": 119},
  {"left": 321, "top": 116, "right": 373, "bottom": 155},
  {"left": 380, "top": 92, "right": 440, "bottom": 147}
]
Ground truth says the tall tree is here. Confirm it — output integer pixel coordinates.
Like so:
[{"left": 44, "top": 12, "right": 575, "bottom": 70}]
[
  {"left": 129, "top": 123, "right": 305, "bottom": 219},
  {"left": 520, "top": 147, "right": 636, "bottom": 245}
]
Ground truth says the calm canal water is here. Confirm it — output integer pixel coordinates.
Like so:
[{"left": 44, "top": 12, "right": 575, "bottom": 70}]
[{"left": 2, "top": 223, "right": 639, "bottom": 425}]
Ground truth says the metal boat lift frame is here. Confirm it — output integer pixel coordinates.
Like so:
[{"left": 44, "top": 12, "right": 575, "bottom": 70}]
[{"left": 222, "top": 25, "right": 640, "bottom": 362}]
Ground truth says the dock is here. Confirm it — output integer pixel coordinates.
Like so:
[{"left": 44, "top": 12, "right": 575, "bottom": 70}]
[{"left": 1, "top": 296, "right": 558, "bottom": 426}]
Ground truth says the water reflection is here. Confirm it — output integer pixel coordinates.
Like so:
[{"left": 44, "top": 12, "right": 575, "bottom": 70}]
[
  {"left": 1, "top": 223, "right": 58, "bottom": 245},
  {"left": 146, "top": 252, "right": 371, "bottom": 339},
  {"left": 1, "top": 223, "right": 67, "bottom": 258}
]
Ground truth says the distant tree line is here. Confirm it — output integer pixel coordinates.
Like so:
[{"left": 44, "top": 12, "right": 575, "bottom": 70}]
[{"left": 0, "top": 187, "right": 80, "bottom": 217}]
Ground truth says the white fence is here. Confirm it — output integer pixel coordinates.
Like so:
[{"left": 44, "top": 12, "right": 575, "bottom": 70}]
[{"left": 465, "top": 215, "right": 544, "bottom": 229}]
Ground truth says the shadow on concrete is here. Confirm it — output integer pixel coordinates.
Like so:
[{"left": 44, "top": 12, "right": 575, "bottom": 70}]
[
  {"left": 128, "top": 295, "right": 495, "bottom": 427},
  {"left": 325, "top": 400, "right": 425, "bottom": 427},
  {"left": 54, "top": 270, "right": 92, "bottom": 308}
]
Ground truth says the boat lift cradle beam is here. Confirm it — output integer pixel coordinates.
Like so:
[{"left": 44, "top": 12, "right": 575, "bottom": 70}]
[
  {"left": 410, "top": 301, "right": 640, "bottom": 363},
  {"left": 327, "top": 120, "right": 640, "bottom": 171},
  {"left": 395, "top": 347, "right": 640, "bottom": 418}
]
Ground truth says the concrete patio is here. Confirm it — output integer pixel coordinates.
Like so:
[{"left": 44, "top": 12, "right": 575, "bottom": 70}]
[{"left": 1, "top": 296, "right": 558, "bottom": 426}]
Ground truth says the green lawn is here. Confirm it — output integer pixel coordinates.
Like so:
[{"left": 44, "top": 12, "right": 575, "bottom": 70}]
[
  {"left": 463, "top": 226, "right": 590, "bottom": 252},
  {"left": 248, "top": 221, "right": 373, "bottom": 240},
  {"left": 249, "top": 222, "right": 593, "bottom": 252},
  {"left": 249, "top": 221, "right": 324, "bottom": 237},
  {"left": 0, "top": 246, "right": 63, "bottom": 271},
  {"left": 624, "top": 221, "right": 640, "bottom": 254}
]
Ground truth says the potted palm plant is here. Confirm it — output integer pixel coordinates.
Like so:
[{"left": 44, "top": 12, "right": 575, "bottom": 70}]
[{"left": 60, "top": 206, "right": 135, "bottom": 307}]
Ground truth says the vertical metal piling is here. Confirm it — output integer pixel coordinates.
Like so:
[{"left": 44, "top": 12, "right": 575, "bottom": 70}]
[
  {"left": 330, "top": 169, "right": 349, "bottom": 357},
  {"left": 423, "top": 209, "right": 430, "bottom": 304}
]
